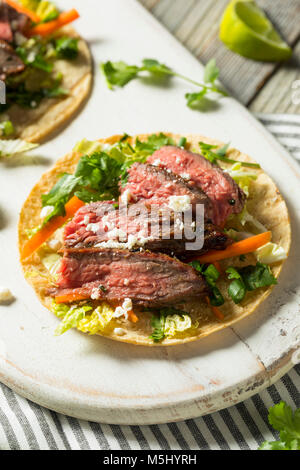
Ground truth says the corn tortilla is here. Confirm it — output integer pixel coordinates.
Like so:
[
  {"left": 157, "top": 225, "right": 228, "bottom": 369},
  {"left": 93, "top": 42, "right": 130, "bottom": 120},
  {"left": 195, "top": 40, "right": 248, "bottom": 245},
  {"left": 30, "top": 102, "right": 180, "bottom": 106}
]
[
  {"left": 18, "top": 133, "right": 291, "bottom": 346},
  {"left": 3, "top": 26, "right": 92, "bottom": 143}
]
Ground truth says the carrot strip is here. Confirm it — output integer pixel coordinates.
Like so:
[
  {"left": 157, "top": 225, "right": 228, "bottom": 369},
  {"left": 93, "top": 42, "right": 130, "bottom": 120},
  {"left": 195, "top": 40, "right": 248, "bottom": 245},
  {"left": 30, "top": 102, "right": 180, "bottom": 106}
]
[
  {"left": 21, "top": 195, "right": 85, "bottom": 260},
  {"left": 28, "top": 9, "right": 79, "bottom": 36},
  {"left": 127, "top": 310, "right": 139, "bottom": 323},
  {"left": 55, "top": 293, "right": 90, "bottom": 304},
  {"left": 213, "top": 261, "right": 222, "bottom": 274},
  {"left": 192, "top": 232, "right": 271, "bottom": 264},
  {"left": 5, "top": 0, "right": 41, "bottom": 23},
  {"left": 206, "top": 296, "right": 224, "bottom": 321}
]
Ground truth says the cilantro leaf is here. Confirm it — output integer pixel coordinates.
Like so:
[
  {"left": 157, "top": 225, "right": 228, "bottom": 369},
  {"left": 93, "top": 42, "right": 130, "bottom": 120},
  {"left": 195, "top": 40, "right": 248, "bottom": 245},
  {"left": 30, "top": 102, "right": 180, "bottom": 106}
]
[
  {"left": 228, "top": 279, "right": 246, "bottom": 304},
  {"left": 239, "top": 262, "right": 277, "bottom": 291},
  {"left": 199, "top": 141, "right": 261, "bottom": 169},
  {"left": 190, "top": 261, "right": 224, "bottom": 307},
  {"left": 225, "top": 263, "right": 276, "bottom": 304},
  {"left": 41, "top": 173, "right": 80, "bottom": 224},
  {"left": 141, "top": 58, "right": 172, "bottom": 75},
  {"left": 259, "top": 402, "right": 300, "bottom": 450},
  {"left": 149, "top": 314, "right": 165, "bottom": 343},
  {"left": 135, "top": 133, "right": 175, "bottom": 154},
  {"left": 101, "top": 57, "right": 227, "bottom": 110},
  {"left": 101, "top": 61, "right": 139, "bottom": 89},
  {"left": 55, "top": 37, "right": 79, "bottom": 60}
]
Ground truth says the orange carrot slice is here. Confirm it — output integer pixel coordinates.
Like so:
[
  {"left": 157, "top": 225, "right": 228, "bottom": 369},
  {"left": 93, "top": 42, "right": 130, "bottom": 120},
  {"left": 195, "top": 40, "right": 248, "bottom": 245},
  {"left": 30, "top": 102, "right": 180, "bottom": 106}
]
[
  {"left": 193, "top": 232, "right": 271, "bottom": 264},
  {"left": 28, "top": 9, "right": 79, "bottom": 36},
  {"left": 5, "top": 0, "right": 41, "bottom": 23},
  {"left": 21, "top": 195, "right": 85, "bottom": 260},
  {"left": 127, "top": 310, "right": 139, "bottom": 323},
  {"left": 206, "top": 296, "right": 224, "bottom": 321},
  {"left": 55, "top": 293, "right": 90, "bottom": 304}
]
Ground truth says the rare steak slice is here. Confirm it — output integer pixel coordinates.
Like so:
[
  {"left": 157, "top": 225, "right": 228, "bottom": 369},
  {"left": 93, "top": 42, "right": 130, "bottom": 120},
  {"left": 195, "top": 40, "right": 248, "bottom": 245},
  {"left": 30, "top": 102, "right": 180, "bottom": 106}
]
[
  {"left": 63, "top": 201, "right": 232, "bottom": 258},
  {"left": 0, "top": 39, "right": 24, "bottom": 80},
  {"left": 0, "top": 3, "right": 30, "bottom": 42},
  {"left": 120, "top": 163, "right": 214, "bottom": 221},
  {"left": 147, "top": 146, "right": 246, "bottom": 226},
  {"left": 51, "top": 248, "right": 208, "bottom": 307}
]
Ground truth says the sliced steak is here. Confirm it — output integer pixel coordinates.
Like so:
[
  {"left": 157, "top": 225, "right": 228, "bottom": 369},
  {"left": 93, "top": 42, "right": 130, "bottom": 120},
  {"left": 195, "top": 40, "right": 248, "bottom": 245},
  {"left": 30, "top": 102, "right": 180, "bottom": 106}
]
[
  {"left": 121, "top": 162, "right": 214, "bottom": 220},
  {"left": 147, "top": 146, "right": 246, "bottom": 226},
  {"left": 63, "top": 201, "right": 232, "bottom": 258},
  {"left": 0, "top": 39, "right": 25, "bottom": 80},
  {"left": 51, "top": 248, "right": 208, "bottom": 307},
  {"left": 0, "top": 3, "right": 30, "bottom": 42}
]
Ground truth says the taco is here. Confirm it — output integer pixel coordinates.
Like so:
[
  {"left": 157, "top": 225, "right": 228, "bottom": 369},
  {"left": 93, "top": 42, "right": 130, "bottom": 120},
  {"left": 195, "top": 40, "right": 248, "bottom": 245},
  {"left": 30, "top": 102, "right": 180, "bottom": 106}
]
[
  {"left": 0, "top": 0, "right": 92, "bottom": 142},
  {"left": 18, "top": 133, "right": 291, "bottom": 346}
]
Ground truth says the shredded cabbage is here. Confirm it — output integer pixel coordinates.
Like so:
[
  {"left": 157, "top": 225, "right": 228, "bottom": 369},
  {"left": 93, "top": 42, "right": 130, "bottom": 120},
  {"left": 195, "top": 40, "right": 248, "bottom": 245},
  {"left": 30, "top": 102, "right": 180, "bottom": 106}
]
[
  {"left": 52, "top": 301, "right": 115, "bottom": 336},
  {"left": 41, "top": 253, "right": 61, "bottom": 280},
  {"left": 53, "top": 302, "right": 93, "bottom": 336},
  {"left": 73, "top": 139, "right": 104, "bottom": 155},
  {"left": 255, "top": 242, "right": 287, "bottom": 264},
  {"left": 77, "top": 304, "right": 115, "bottom": 334},
  {"left": 227, "top": 163, "right": 257, "bottom": 197},
  {"left": 0, "top": 140, "right": 38, "bottom": 158},
  {"left": 238, "top": 207, "right": 268, "bottom": 233},
  {"left": 164, "top": 314, "right": 195, "bottom": 339},
  {"left": 20, "top": 0, "right": 59, "bottom": 21}
]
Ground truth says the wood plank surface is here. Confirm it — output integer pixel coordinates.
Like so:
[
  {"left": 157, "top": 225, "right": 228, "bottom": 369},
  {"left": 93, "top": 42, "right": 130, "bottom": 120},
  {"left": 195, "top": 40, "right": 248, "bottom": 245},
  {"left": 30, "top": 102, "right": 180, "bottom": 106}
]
[{"left": 139, "top": 0, "right": 300, "bottom": 114}]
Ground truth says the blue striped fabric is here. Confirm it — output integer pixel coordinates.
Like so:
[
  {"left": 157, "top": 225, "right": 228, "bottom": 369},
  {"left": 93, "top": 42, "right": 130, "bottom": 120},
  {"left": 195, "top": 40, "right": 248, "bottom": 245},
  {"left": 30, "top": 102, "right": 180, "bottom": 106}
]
[{"left": 0, "top": 114, "right": 299, "bottom": 450}]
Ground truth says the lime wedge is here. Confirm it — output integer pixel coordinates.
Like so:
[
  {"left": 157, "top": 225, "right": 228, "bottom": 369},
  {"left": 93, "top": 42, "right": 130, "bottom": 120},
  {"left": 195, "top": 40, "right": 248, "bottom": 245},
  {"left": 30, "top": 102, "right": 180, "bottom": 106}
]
[{"left": 219, "top": 0, "right": 292, "bottom": 61}]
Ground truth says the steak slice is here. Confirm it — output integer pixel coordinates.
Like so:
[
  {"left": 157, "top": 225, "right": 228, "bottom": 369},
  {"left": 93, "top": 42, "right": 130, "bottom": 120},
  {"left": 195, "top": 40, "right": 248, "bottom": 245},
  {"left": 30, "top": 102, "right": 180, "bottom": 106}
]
[
  {"left": 52, "top": 248, "right": 208, "bottom": 307},
  {"left": 121, "top": 163, "right": 214, "bottom": 221},
  {"left": 147, "top": 146, "right": 246, "bottom": 226},
  {"left": 63, "top": 201, "right": 232, "bottom": 258},
  {"left": 0, "top": 3, "right": 30, "bottom": 42},
  {"left": 0, "top": 39, "right": 25, "bottom": 81}
]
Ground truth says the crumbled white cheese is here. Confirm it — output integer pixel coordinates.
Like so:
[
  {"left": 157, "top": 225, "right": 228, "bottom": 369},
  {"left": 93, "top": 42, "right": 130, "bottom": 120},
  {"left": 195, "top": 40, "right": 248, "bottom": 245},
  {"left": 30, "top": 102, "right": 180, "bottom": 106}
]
[
  {"left": 80, "top": 215, "right": 90, "bottom": 226},
  {"left": 180, "top": 173, "right": 190, "bottom": 180},
  {"left": 40, "top": 205, "right": 54, "bottom": 219},
  {"left": 0, "top": 287, "right": 14, "bottom": 303},
  {"left": 152, "top": 159, "right": 162, "bottom": 167},
  {"left": 114, "top": 328, "right": 126, "bottom": 336},
  {"left": 102, "top": 215, "right": 114, "bottom": 231},
  {"left": 113, "top": 298, "right": 133, "bottom": 320},
  {"left": 120, "top": 189, "right": 132, "bottom": 205},
  {"left": 91, "top": 288, "right": 101, "bottom": 300},
  {"left": 107, "top": 227, "right": 127, "bottom": 241},
  {"left": 87, "top": 223, "right": 100, "bottom": 233},
  {"left": 168, "top": 195, "right": 191, "bottom": 212},
  {"left": 124, "top": 278, "right": 129, "bottom": 286},
  {"left": 48, "top": 239, "right": 61, "bottom": 251}
]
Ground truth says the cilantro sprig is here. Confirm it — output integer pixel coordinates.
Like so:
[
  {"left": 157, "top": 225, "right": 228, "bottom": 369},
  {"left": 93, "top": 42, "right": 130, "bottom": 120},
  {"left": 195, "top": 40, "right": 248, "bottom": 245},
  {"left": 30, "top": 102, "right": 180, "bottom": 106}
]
[
  {"left": 101, "top": 58, "right": 227, "bottom": 109},
  {"left": 190, "top": 260, "right": 224, "bottom": 307},
  {"left": 259, "top": 402, "right": 300, "bottom": 450},
  {"left": 199, "top": 141, "right": 261, "bottom": 169},
  {"left": 40, "top": 133, "right": 176, "bottom": 225},
  {"left": 226, "top": 263, "right": 277, "bottom": 304}
]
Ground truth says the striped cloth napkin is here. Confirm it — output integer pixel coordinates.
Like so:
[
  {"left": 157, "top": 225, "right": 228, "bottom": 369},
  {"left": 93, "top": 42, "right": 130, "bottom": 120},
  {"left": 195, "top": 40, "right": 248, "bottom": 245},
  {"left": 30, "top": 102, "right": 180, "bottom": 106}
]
[{"left": 0, "top": 114, "right": 299, "bottom": 451}]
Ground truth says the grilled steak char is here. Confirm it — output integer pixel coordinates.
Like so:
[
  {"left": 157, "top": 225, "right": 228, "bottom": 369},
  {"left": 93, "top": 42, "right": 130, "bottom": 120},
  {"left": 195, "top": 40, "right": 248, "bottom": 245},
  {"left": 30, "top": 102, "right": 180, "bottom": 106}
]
[
  {"left": 121, "top": 162, "right": 214, "bottom": 221},
  {"left": 147, "top": 146, "right": 246, "bottom": 226},
  {"left": 63, "top": 201, "right": 232, "bottom": 258},
  {"left": 52, "top": 248, "right": 208, "bottom": 307},
  {"left": 0, "top": 39, "right": 25, "bottom": 81}
]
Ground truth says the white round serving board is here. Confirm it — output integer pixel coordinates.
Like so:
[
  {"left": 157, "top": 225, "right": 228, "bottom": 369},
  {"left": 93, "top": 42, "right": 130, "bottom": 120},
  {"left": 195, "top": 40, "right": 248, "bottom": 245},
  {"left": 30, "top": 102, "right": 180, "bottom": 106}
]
[{"left": 0, "top": 0, "right": 299, "bottom": 424}]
